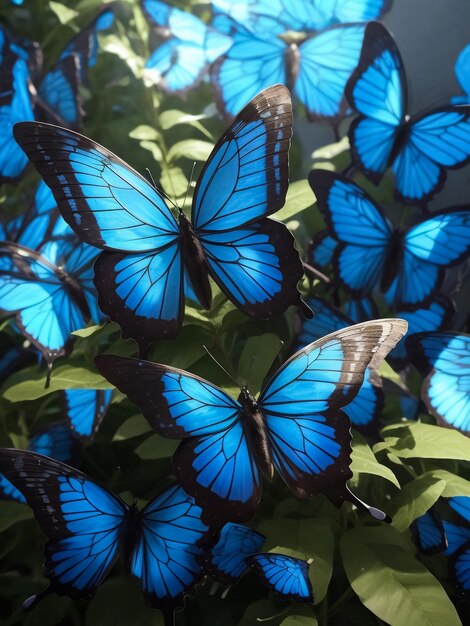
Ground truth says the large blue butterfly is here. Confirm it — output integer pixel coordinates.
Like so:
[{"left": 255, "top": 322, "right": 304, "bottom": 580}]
[
  {"left": 296, "top": 296, "right": 384, "bottom": 433},
  {"left": 0, "top": 422, "right": 79, "bottom": 504},
  {"left": 143, "top": 0, "right": 232, "bottom": 93},
  {"left": 211, "top": 0, "right": 385, "bottom": 124},
  {"left": 14, "top": 86, "right": 308, "bottom": 351},
  {"left": 247, "top": 553, "right": 314, "bottom": 603},
  {"left": 345, "top": 21, "right": 470, "bottom": 205},
  {"left": 202, "top": 522, "right": 266, "bottom": 585},
  {"left": 411, "top": 507, "right": 447, "bottom": 556},
  {"left": 96, "top": 319, "right": 407, "bottom": 524},
  {"left": 0, "top": 449, "right": 210, "bottom": 617},
  {"left": 0, "top": 238, "right": 102, "bottom": 368},
  {"left": 62, "top": 389, "right": 112, "bottom": 441},
  {"left": 309, "top": 170, "right": 470, "bottom": 308},
  {"left": 452, "top": 42, "right": 470, "bottom": 105},
  {"left": 408, "top": 333, "right": 470, "bottom": 435}
]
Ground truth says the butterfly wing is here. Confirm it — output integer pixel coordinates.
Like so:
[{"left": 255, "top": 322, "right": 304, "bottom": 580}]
[
  {"left": 308, "top": 231, "right": 337, "bottom": 268},
  {"left": 309, "top": 169, "right": 392, "bottom": 296},
  {"left": 0, "top": 449, "right": 128, "bottom": 602},
  {"left": 332, "top": 0, "right": 393, "bottom": 23},
  {"left": 248, "top": 553, "right": 314, "bottom": 602},
  {"left": 408, "top": 333, "right": 470, "bottom": 435},
  {"left": 345, "top": 21, "right": 406, "bottom": 182},
  {"left": 95, "top": 355, "right": 261, "bottom": 524},
  {"left": 202, "top": 522, "right": 266, "bottom": 585},
  {"left": 37, "top": 55, "right": 84, "bottom": 129},
  {"left": 392, "top": 107, "right": 470, "bottom": 204},
  {"left": 449, "top": 542, "right": 470, "bottom": 601},
  {"left": 259, "top": 320, "right": 407, "bottom": 507},
  {"left": 296, "top": 296, "right": 384, "bottom": 433},
  {"left": 130, "top": 483, "right": 209, "bottom": 610},
  {"left": 29, "top": 421, "right": 80, "bottom": 465},
  {"left": 411, "top": 509, "right": 447, "bottom": 556},
  {"left": 63, "top": 389, "right": 112, "bottom": 440},
  {"left": 442, "top": 522, "right": 470, "bottom": 557},
  {"left": 193, "top": 85, "right": 306, "bottom": 318},
  {"left": 296, "top": 24, "right": 366, "bottom": 123},
  {"left": 449, "top": 496, "right": 470, "bottom": 522},
  {"left": 453, "top": 43, "right": 470, "bottom": 104},
  {"left": 343, "top": 296, "right": 378, "bottom": 322}
]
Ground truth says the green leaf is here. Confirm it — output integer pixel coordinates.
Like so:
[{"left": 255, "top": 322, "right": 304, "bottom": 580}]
[
  {"left": 312, "top": 137, "right": 349, "bottom": 161},
  {"left": 388, "top": 475, "right": 446, "bottom": 531},
  {"left": 350, "top": 431, "right": 400, "bottom": 488},
  {"left": 129, "top": 125, "right": 159, "bottom": 141},
  {"left": 139, "top": 140, "right": 163, "bottom": 163},
  {"left": 159, "top": 109, "right": 213, "bottom": 139},
  {"left": 237, "top": 333, "right": 282, "bottom": 395},
  {"left": 167, "top": 139, "right": 214, "bottom": 162},
  {"left": 425, "top": 469, "right": 470, "bottom": 498},
  {"left": 0, "top": 501, "right": 32, "bottom": 532},
  {"left": 71, "top": 324, "right": 103, "bottom": 338},
  {"left": 274, "top": 179, "right": 314, "bottom": 222},
  {"left": 134, "top": 433, "right": 178, "bottom": 460},
  {"left": 340, "top": 526, "right": 461, "bottom": 626},
  {"left": 281, "top": 609, "right": 318, "bottom": 625},
  {"left": 381, "top": 422, "right": 470, "bottom": 460},
  {"left": 49, "top": 2, "right": 79, "bottom": 23},
  {"left": 160, "top": 165, "right": 188, "bottom": 198},
  {"left": 257, "top": 518, "right": 333, "bottom": 604},
  {"left": 86, "top": 579, "right": 162, "bottom": 626}
]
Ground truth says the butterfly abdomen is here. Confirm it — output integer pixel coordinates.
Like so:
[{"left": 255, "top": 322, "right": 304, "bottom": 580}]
[
  {"left": 179, "top": 211, "right": 212, "bottom": 309},
  {"left": 238, "top": 387, "right": 274, "bottom": 481},
  {"left": 285, "top": 44, "right": 300, "bottom": 91}
]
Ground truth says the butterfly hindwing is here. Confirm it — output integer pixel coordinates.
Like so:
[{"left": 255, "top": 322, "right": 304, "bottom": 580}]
[
  {"left": 37, "top": 55, "right": 84, "bottom": 130},
  {"left": 63, "top": 389, "right": 112, "bottom": 440},
  {"left": 411, "top": 508, "right": 447, "bottom": 555},
  {"left": 248, "top": 553, "right": 314, "bottom": 603}
]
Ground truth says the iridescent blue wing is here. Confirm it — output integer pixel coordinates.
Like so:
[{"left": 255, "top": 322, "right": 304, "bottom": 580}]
[
  {"left": 449, "top": 542, "right": 470, "bottom": 601},
  {"left": 63, "top": 389, "right": 112, "bottom": 440},
  {"left": 210, "top": 27, "right": 287, "bottom": 118},
  {"left": 0, "top": 449, "right": 128, "bottom": 605},
  {"left": 0, "top": 56, "right": 35, "bottom": 183},
  {"left": 389, "top": 299, "right": 454, "bottom": 370},
  {"left": 308, "top": 231, "right": 337, "bottom": 268},
  {"left": 0, "top": 473, "right": 26, "bottom": 503},
  {"left": 309, "top": 169, "right": 392, "bottom": 296},
  {"left": 248, "top": 553, "right": 314, "bottom": 602},
  {"left": 453, "top": 43, "right": 470, "bottom": 105},
  {"left": 448, "top": 496, "right": 470, "bottom": 523},
  {"left": 95, "top": 355, "right": 261, "bottom": 524},
  {"left": 296, "top": 297, "right": 383, "bottom": 433},
  {"left": 29, "top": 421, "right": 80, "bottom": 465},
  {"left": 130, "top": 483, "right": 209, "bottom": 610},
  {"left": 194, "top": 85, "right": 306, "bottom": 318},
  {"left": 296, "top": 24, "right": 365, "bottom": 124},
  {"left": 13, "top": 122, "right": 182, "bottom": 348},
  {"left": 202, "top": 522, "right": 265, "bottom": 585},
  {"left": 343, "top": 296, "right": 378, "bottom": 323},
  {"left": 259, "top": 320, "right": 407, "bottom": 511},
  {"left": 442, "top": 522, "right": 470, "bottom": 557},
  {"left": 411, "top": 508, "right": 447, "bottom": 555},
  {"left": 331, "top": 0, "right": 393, "bottom": 23},
  {"left": 392, "top": 107, "right": 470, "bottom": 205},
  {"left": 37, "top": 55, "right": 84, "bottom": 130},
  {"left": 144, "top": 0, "right": 231, "bottom": 93},
  {"left": 408, "top": 333, "right": 470, "bottom": 435},
  {"left": 345, "top": 21, "right": 406, "bottom": 183}
]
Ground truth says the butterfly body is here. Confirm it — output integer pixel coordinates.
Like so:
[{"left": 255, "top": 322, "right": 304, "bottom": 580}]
[
  {"left": 237, "top": 386, "right": 274, "bottom": 481},
  {"left": 178, "top": 209, "right": 212, "bottom": 309}
]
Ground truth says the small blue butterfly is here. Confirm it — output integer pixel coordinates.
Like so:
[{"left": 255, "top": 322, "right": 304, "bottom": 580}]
[
  {"left": 0, "top": 449, "right": 210, "bottom": 616},
  {"left": 96, "top": 319, "right": 407, "bottom": 524},
  {"left": 247, "top": 553, "right": 314, "bottom": 603},
  {"left": 63, "top": 389, "right": 112, "bottom": 440},
  {"left": 452, "top": 43, "right": 470, "bottom": 105},
  {"left": 143, "top": 0, "right": 232, "bottom": 93},
  {"left": 14, "top": 86, "right": 309, "bottom": 351},
  {"left": 345, "top": 21, "right": 470, "bottom": 205},
  {"left": 411, "top": 508, "right": 447, "bottom": 556},
  {"left": 309, "top": 170, "right": 470, "bottom": 308},
  {"left": 0, "top": 422, "right": 79, "bottom": 504},
  {"left": 408, "top": 333, "right": 470, "bottom": 435}
]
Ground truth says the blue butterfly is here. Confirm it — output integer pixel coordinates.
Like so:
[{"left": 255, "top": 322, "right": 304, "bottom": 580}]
[
  {"left": 345, "top": 21, "right": 470, "bottom": 205},
  {"left": 202, "top": 522, "right": 265, "bottom": 585},
  {"left": 408, "top": 333, "right": 470, "bottom": 435},
  {"left": 211, "top": 14, "right": 368, "bottom": 123},
  {"left": 143, "top": 0, "right": 232, "bottom": 93},
  {"left": 411, "top": 508, "right": 447, "bottom": 556},
  {"left": 14, "top": 86, "right": 309, "bottom": 351},
  {"left": 452, "top": 43, "right": 470, "bottom": 105},
  {"left": 442, "top": 521, "right": 470, "bottom": 558},
  {"left": 296, "top": 296, "right": 384, "bottom": 433},
  {"left": 96, "top": 319, "right": 407, "bottom": 524},
  {"left": 0, "top": 238, "right": 102, "bottom": 369},
  {"left": 309, "top": 170, "right": 470, "bottom": 308},
  {"left": 63, "top": 389, "right": 112, "bottom": 440},
  {"left": 0, "top": 422, "right": 79, "bottom": 504},
  {"left": 0, "top": 449, "right": 210, "bottom": 616},
  {"left": 247, "top": 553, "right": 314, "bottom": 603},
  {"left": 308, "top": 230, "right": 337, "bottom": 269},
  {"left": 448, "top": 497, "right": 470, "bottom": 522}
]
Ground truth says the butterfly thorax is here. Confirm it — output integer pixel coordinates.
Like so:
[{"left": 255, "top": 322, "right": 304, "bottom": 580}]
[
  {"left": 238, "top": 387, "right": 274, "bottom": 481},
  {"left": 284, "top": 43, "right": 300, "bottom": 90},
  {"left": 381, "top": 228, "right": 403, "bottom": 293},
  {"left": 122, "top": 501, "right": 140, "bottom": 563},
  {"left": 388, "top": 121, "right": 409, "bottom": 166},
  {"left": 178, "top": 211, "right": 212, "bottom": 309}
]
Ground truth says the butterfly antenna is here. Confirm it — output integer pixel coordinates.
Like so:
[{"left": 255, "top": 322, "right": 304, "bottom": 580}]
[
  {"left": 246, "top": 355, "right": 256, "bottom": 390},
  {"left": 145, "top": 168, "right": 178, "bottom": 210},
  {"left": 181, "top": 161, "right": 197, "bottom": 212},
  {"left": 203, "top": 345, "right": 239, "bottom": 389}
]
